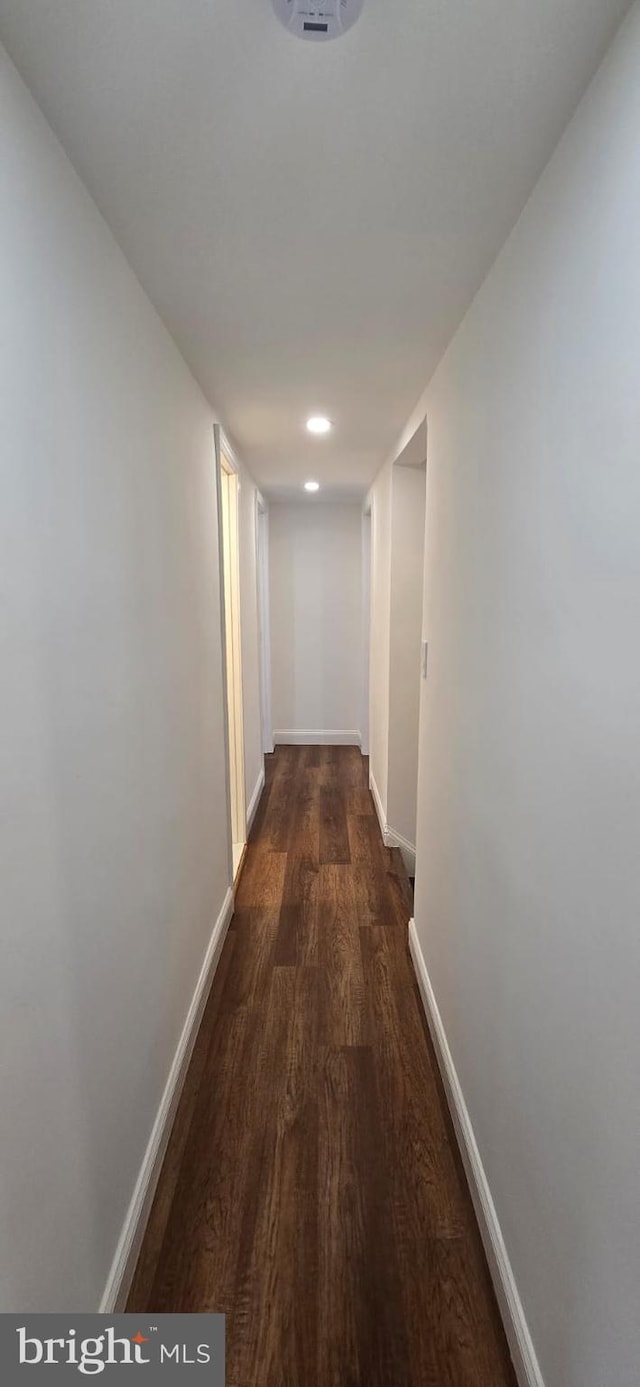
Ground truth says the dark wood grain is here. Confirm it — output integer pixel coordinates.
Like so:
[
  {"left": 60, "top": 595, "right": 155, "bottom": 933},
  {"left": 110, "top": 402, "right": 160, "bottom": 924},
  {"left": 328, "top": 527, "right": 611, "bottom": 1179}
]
[
  {"left": 317, "top": 1044, "right": 410, "bottom": 1385},
  {"left": 318, "top": 864, "right": 365, "bottom": 1046},
  {"left": 319, "top": 785, "right": 351, "bottom": 864},
  {"left": 128, "top": 746, "right": 516, "bottom": 1387}
]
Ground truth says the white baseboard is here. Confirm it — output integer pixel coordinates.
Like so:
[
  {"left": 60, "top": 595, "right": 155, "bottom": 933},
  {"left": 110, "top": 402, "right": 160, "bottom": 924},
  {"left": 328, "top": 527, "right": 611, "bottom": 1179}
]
[
  {"left": 385, "top": 826, "right": 416, "bottom": 875},
  {"left": 369, "top": 771, "right": 416, "bottom": 873},
  {"left": 246, "top": 765, "right": 266, "bottom": 833},
  {"left": 99, "top": 886, "right": 235, "bottom": 1312},
  {"left": 369, "top": 769, "right": 388, "bottom": 839},
  {"left": 408, "top": 920, "right": 545, "bottom": 1387},
  {"left": 273, "top": 729, "right": 361, "bottom": 746}
]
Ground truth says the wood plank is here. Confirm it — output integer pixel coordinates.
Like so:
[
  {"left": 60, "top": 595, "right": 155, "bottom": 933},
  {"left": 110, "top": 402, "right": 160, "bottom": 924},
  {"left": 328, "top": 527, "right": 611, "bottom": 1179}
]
[
  {"left": 319, "top": 786, "right": 351, "bottom": 864},
  {"left": 126, "top": 931, "right": 238, "bottom": 1312},
  {"left": 233, "top": 846, "right": 287, "bottom": 909},
  {"left": 344, "top": 784, "right": 375, "bottom": 816},
  {"left": 318, "top": 864, "right": 365, "bottom": 1046},
  {"left": 360, "top": 925, "right": 467, "bottom": 1239},
  {"left": 129, "top": 745, "right": 517, "bottom": 1387},
  {"left": 412, "top": 1237, "right": 516, "bottom": 1387},
  {"left": 317, "top": 1045, "right": 409, "bottom": 1386},
  {"left": 229, "top": 967, "right": 320, "bottom": 1387},
  {"left": 147, "top": 1001, "right": 267, "bottom": 1311},
  {"left": 348, "top": 813, "right": 407, "bottom": 925},
  {"left": 272, "top": 772, "right": 319, "bottom": 963}
]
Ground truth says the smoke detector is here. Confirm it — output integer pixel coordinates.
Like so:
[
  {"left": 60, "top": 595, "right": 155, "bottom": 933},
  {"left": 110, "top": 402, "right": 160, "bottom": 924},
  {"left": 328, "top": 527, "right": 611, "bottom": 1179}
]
[{"left": 272, "top": 0, "right": 364, "bottom": 41}]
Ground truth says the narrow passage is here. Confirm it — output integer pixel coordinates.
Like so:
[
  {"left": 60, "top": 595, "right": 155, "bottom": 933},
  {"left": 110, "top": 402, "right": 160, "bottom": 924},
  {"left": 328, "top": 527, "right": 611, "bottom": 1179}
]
[{"left": 129, "top": 745, "right": 515, "bottom": 1387}]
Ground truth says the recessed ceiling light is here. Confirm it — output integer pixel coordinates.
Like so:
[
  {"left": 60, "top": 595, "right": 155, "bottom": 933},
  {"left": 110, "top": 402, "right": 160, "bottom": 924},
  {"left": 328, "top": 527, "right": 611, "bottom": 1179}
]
[
  {"left": 304, "top": 480, "right": 320, "bottom": 492},
  {"left": 306, "top": 416, "right": 332, "bottom": 435}
]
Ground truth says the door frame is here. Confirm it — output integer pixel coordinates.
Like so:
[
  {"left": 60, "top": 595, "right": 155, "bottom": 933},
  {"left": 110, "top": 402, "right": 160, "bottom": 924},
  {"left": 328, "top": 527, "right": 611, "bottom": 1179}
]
[
  {"left": 361, "top": 502, "right": 372, "bottom": 757},
  {"left": 255, "top": 493, "right": 273, "bottom": 755},
  {"left": 214, "top": 423, "right": 247, "bottom": 884}
]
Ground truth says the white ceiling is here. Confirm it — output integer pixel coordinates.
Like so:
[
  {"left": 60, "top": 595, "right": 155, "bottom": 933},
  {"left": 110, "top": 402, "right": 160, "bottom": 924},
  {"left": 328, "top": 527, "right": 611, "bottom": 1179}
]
[{"left": 0, "top": 0, "right": 630, "bottom": 497}]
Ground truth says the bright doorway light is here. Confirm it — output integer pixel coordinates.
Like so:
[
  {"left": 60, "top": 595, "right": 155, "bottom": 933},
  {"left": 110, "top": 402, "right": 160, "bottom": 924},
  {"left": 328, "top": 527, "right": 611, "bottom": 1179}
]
[
  {"left": 304, "top": 480, "right": 320, "bottom": 492},
  {"left": 306, "top": 415, "right": 332, "bottom": 435}
]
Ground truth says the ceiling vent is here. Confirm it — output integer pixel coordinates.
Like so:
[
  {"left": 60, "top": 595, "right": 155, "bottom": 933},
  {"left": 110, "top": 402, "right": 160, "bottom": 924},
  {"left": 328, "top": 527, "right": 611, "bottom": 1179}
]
[{"left": 272, "top": 0, "right": 364, "bottom": 41}]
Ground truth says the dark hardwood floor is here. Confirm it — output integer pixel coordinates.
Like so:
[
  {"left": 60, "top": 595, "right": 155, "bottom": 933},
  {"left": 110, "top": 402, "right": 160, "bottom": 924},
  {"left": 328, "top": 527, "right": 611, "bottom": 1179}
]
[{"left": 128, "top": 745, "right": 516, "bottom": 1386}]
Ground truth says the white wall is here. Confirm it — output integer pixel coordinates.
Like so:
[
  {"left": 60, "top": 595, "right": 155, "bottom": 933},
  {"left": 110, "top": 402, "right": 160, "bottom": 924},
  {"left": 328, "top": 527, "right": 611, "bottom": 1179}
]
[
  {"left": 0, "top": 43, "right": 260, "bottom": 1312},
  {"left": 387, "top": 465, "right": 426, "bottom": 849},
  {"left": 367, "top": 448, "right": 426, "bottom": 852},
  {"left": 410, "top": 7, "right": 640, "bottom": 1385},
  {"left": 269, "top": 503, "right": 362, "bottom": 741}
]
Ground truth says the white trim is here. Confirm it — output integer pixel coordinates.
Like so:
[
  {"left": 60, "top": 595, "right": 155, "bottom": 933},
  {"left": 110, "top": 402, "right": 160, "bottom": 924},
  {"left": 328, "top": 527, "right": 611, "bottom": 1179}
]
[
  {"left": 214, "top": 423, "right": 235, "bottom": 886},
  {"left": 246, "top": 765, "right": 266, "bottom": 833},
  {"left": 256, "top": 496, "right": 274, "bottom": 755},
  {"left": 216, "top": 426, "right": 248, "bottom": 884},
  {"left": 385, "top": 825, "right": 416, "bottom": 875},
  {"left": 360, "top": 506, "right": 372, "bottom": 757},
  {"left": 216, "top": 425, "right": 241, "bottom": 476},
  {"left": 273, "top": 729, "right": 361, "bottom": 746},
  {"left": 368, "top": 770, "right": 416, "bottom": 872},
  {"left": 369, "top": 768, "right": 390, "bottom": 843},
  {"left": 408, "top": 919, "right": 545, "bottom": 1387},
  {"left": 99, "top": 887, "right": 235, "bottom": 1312}
]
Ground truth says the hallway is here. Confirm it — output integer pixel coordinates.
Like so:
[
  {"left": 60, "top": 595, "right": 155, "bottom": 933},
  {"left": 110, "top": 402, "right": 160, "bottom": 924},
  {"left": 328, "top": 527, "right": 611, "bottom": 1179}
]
[
  {"left": 128, "top": 746, "right": 515, "bottom": 1386},
  {"left": 3, "top": 6, "right": 640, "bottom": 1377}
]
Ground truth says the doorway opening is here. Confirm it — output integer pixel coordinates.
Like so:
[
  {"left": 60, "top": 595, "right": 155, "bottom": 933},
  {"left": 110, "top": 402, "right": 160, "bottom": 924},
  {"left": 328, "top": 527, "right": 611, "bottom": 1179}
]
[
  {"left": 256, "top": 496, "right": 273, "bottom": 755},
  {"left": 216, "top": 427, "right": 247, "bottom": 883},
  {"left": 387, "top": 450, "right": 426, "bottom": 879},
  {"left": 361, "top": 505, "right": 372, "bottom": 756}
]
